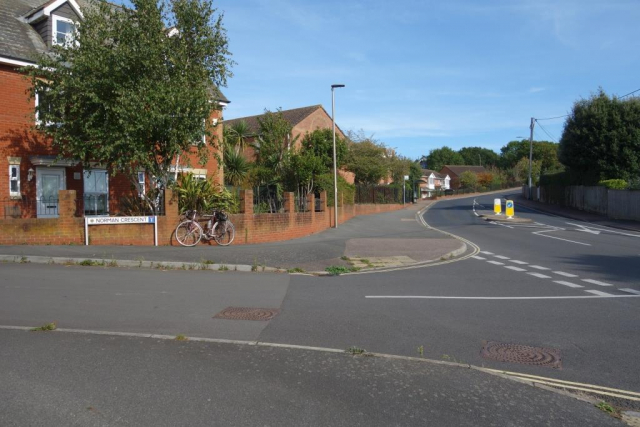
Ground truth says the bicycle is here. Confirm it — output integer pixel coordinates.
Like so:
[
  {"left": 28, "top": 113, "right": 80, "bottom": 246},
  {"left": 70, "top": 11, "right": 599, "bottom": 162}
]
[{"left": 175, "top": 209, "right": 235, "bottom": 247}]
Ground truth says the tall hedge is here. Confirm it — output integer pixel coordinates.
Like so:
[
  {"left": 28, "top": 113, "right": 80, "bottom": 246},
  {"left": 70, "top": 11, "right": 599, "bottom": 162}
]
[{"left": 559, "top": 89, "right": 640, "bottom": 182}]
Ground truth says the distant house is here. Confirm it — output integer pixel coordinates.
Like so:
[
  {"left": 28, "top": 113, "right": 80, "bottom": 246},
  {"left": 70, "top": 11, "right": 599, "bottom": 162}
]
[
  {"left": 224, "top": 105, "right": 354, "bottom": 184},
  {"left": 416, "top": 169, "right": 450, "bottom": 199},
  {"left": 439, "top": 165, "right": 486, "bottom": 189}
]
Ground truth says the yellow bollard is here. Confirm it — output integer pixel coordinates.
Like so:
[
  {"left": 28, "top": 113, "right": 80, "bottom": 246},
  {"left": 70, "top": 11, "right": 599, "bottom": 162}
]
[
  {"left": 506, "top": 200, "right": 515, "bottom": 218},
  {"left": 494, "top": 198, "right": 502, "bottom": 215}
]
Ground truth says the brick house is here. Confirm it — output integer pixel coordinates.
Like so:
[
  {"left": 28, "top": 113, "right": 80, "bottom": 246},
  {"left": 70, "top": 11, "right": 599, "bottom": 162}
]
[
  {"left": 224, "top": 105, "right": 355, "bottom": 184},
  {"left": 0, "top": 0, "right": 227, "bottom": 219},
  {"left": 439, "top": 165, "right": 486, "bottom": 189}
]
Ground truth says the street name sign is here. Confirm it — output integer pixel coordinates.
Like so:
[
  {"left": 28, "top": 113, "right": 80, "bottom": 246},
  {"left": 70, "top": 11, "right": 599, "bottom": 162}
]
[{"left": 84, "top": 216, "right": 158, "bottom": 246}]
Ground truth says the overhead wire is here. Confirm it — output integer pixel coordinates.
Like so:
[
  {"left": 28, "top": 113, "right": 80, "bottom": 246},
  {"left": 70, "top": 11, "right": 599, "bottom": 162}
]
[{"left": 534, "top": 120, "right": 559, "bottom": 143}]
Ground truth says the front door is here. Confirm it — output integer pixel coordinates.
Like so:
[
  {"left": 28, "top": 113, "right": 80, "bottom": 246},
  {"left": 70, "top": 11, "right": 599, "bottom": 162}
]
[{"left": 36, "top": 168, "right": 66, "bottom": 218}]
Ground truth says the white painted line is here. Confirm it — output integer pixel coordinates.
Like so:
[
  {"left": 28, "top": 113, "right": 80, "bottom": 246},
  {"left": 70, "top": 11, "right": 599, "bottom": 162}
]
[
  {"left": 527, "top": 272, "right": 552, "bottom": 279},
  {"left": 553, "top": 280, "right": 583, "bottom": 288},
  {"left": 620, "top": 288, "right": 640, "bottom": 295},
  {"left": 566, "top": 222, "right": 640, "bottom": 238},
  {"left": 582, "top": 279, "right": 614, "bottom": 287},
  {"left": 509, "top": 260, "right": 528, "bottom": 265},
  {"left": 529, "top": 265, "right": 550, "bottom": 270},
  {"left": 584, "top": 290, "right": 615, "bottom": 296},
  {"left": 494, "top": 255, "right": 510, "bottom": 260},
  {"left": 480, "top": 251, "right": 494, "bottom": 255},
  {"left": 553, "top": 271, "right": 578, "bottom": 278},
  {"left": 487, "top": 261, "right": 505, "bottom": 266},
  {"left": 365, "top": 295, "right": 640, "bottom": 300},
  {"left": 472, "top": 256, "right": 486, "bottom": 260},
  {"left": 505, "top": 266, "right": 527, "bottom": 272},
  {"left": 533, "top": 230, "right": 592, "bottom": 246}
]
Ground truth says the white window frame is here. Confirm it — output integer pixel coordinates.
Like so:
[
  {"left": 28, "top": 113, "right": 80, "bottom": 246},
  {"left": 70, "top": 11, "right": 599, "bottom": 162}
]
[
  {"left": 9, "top": 165, "right": 20, "bottom": 197},
  {"left": 83, "top": 169, "right": 109, "bottom": 216},
  {"left": 137, "top": 171, "right": 146, "bottom": 196},
  {"left": 52, "top": 15, "right": 77, "bottom": 47}
]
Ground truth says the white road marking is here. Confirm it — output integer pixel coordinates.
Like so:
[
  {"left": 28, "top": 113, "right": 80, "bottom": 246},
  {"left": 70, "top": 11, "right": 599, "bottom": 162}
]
[
  {"left": 553, "top": 280, "right": 583, "bottom": 288},
  {"left": 472, "top": 256, "right": 486, "bottom": 260},
  {"left": 584, "top": 290, "right": 615, "bottom": 296},
  {"left": 487, "top": 261, "right": 505, "bottom": 265},
  {"left": 365, "top": 295, "right": 640, "bottom": 300},
  {"left": 571, "top": 223, "right": 601, "bottom": 235},
  {"left": 528, "top": 272, "right": 552, "bottom": 279},
  {"left": 530, "top": 265, "right": 550, "bottom": 270},
  {"left": 581, "top": 279, "right": 614, "bottom": 287},
  {"left": 480, "top": 251, "right": 494, "bottom": 255},
  {"left": 509, "top": 260, "right": 528, "bottom": 265},
  {"left": 505, "top": 266, "right": 527, "bottom": 272},
  {"left": 494, "top": 255, "right": 510, "bottom": 260},
  {"left": 620, "top": 288, "right": 640, "bottom": 295},
  {"left": 533, "top": 230, "right": 592, "bottom": 246},
  {"left": 565, "top": 222, "right": 640, "bottom": 238},
  {"left": 554, "top": 271, "right": 578, "bottom": 278}
]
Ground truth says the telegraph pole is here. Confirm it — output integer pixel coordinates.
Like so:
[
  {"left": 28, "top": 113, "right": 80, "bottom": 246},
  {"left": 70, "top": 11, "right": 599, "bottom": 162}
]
[{"left": 528, "top": 117, "right": 535, "bottom": 199}]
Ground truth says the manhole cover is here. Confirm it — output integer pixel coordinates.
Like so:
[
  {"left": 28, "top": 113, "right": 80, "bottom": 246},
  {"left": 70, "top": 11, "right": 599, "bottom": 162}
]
[
  {"left": 213, "top": 307, "right": 279, "bottom": 321},
  {"left": 480, "top": 341, "right": 562, "bottom": 369}
]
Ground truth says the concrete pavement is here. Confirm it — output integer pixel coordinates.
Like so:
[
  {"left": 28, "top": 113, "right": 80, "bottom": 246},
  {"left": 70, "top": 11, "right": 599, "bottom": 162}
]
[{"left": 0, "top": 201, "right": 465, "bottom": 273}]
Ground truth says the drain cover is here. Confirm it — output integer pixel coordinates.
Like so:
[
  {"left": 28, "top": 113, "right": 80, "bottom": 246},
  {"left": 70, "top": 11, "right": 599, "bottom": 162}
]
[
  {"left": 213, "top": 307, "right": 279, "bottom": 321},
  {"left": 480, "top": 341, "right": 562, "bottom": 369}
]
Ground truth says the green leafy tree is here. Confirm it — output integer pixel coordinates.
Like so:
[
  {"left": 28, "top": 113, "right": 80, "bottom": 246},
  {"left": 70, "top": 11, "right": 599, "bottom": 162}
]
[
  {"left": 459, "top": 170, "right": 478, "bottom": 189},
  {"left": 514, "top": 157, "right": 542, "bottom": 185},
  {"left": 423, "top": 147, "right": 464, "bottom": 172},
  {"left": 253, "top": 109, "right": 297, "bottom": 177},
  {"left": 300, "top": 128, "right": 347, "bottom": 170},
  {"left": 458, "top": 147, "right": 499, "bottom": 168},
  {"left": 499, "top": 140, "right": 561, "bottom": 172},
  {"left": 559, "top": 89, "right": 640, "bottom": 182},
  {"left": 27, "top": 0, "right": 233, "bottom": 209},
  {"left": 344, "top": 131, "right": 389, "bottom": 185}
]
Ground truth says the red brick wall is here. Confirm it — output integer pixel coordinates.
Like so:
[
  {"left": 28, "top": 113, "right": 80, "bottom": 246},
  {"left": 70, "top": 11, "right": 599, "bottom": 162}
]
[{"left": 0, "top": 188, "right": 405, "bottom": 246}]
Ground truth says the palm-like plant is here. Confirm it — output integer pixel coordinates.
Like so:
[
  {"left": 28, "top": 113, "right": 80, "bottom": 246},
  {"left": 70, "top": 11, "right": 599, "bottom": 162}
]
[
  {"left": 225, "top": 120, "right": 251, "bottom": 155},
  {"left": 224, "top": 148, "right": 250, "bottom": 187}
]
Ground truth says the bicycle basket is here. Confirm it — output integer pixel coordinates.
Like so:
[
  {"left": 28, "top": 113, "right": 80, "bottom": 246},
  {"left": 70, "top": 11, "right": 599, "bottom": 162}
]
[{"left": 217, "top": 211, "right": 228, "bottom": 221}]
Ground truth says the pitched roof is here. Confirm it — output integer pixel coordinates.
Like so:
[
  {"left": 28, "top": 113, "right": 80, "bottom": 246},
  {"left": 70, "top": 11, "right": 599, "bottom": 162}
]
[
  {"left": 421, "top": 169, "right": 447, "bottom": 179},
  {"left": 224, "top": 105, "right": 327, "bottom": 135},
  {"left": 0, "top": 0, "right": 229, "bottom": 102},
  {"left": 441, "top": 165, "right": 487, "bottom": 176}
]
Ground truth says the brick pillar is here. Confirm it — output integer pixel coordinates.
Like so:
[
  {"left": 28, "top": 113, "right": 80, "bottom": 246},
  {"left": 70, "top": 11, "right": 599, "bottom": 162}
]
[
  {"left": 58, "top": 190, "right": 76, "bottom": 218},
  {"left": 283, "top": 192, "right": 295, "bottom": 213},
  {"left": 318, "top": 191, "right": 327, "bottom": 212},
  {"left": 240, "top": 190, "right": 253, "bottom": 214}
]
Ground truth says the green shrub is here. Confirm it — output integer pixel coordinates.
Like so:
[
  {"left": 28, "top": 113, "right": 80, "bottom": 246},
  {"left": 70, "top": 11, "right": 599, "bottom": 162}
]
[
  {"left": 315, "top": 173, "right": 355, "bottom": 206},
  {"left": 598, "top": 179, "right": 628, "bottom": 190}
]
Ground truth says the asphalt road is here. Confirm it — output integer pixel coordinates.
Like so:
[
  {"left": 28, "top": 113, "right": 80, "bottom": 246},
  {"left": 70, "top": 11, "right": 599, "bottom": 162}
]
[
  {"left": 0, "top": 329, "right": 621, "bottom": 427},
  {"left": 1, "top": 190, "right": 638, "bottom": 424}
]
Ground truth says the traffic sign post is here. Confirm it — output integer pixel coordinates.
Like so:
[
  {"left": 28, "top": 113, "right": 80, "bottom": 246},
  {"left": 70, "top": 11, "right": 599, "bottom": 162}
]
[
  {"left": 505, "top": 200, "right": 515, "bottom": 218},
  {"left": 494, "top": 198, "right": 502, "bottom": 215}
]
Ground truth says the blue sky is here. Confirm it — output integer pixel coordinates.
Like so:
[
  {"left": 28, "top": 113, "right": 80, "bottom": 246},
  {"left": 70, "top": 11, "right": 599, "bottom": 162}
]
[{"left": 121, "top": 0, "right": 640, "bottom": 159}]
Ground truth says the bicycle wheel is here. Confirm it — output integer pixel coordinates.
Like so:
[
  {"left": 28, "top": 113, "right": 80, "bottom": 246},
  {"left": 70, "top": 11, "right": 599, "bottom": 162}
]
[
  {"left": 175, "top": 220, "right": 203, "bottom": 247},
  {"left": 212, "top": 221, "right": 235, "bottom": 246}
]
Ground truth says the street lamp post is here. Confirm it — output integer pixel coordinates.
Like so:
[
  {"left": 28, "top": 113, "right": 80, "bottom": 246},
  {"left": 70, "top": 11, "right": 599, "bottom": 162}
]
[{"left": 331, "top": 84, "right": 345, "bottom": 228}]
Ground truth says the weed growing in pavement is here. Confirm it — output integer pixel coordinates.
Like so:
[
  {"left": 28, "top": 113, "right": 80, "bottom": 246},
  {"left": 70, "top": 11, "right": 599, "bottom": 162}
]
[
  {"left": 347, "top": 346, "right": 366, "bottom": 355},
  {"left": 136, "top": 257, "right": 145, "bottom": 268},
  {"left": 326, "top": 266, "right": 352, "bottom": 275},
  {"left": 595, "top": 402, "right": 617, "bottom": 415},
  {"left": 340, "top": 256, "right": 350, "bottom": 261},
  {"left": 175, "top": 334, "right": 188, "bottom": 341},
  {"left": 417, "top": 346, "right": 424, "bottom": 357},
  {"left": 251, "top": 259, "right": 258, "bottom": 272},
  {"left": 107, "top": 258, "right": 118, "bottom": 267},
  {"left": 218, "top": 265, "right": 229, "bottom": 271},
  {"left": 287, "top": 267, "right": 305, "bottom": 273},
  {"left": 31, "top": 322, "right": 57, "bottom": 332},
  {"left": 19, "top": 256, "right": 29, "bottom": 264}
]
